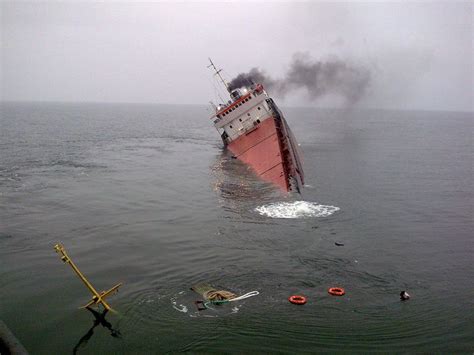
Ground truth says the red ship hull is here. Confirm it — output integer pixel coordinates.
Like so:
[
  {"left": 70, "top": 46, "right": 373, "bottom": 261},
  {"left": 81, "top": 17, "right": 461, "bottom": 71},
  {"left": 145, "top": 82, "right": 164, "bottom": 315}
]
[
  {"left": 228, "top": 112, "right": 304, "bottom": 192},
  {"left": 207, "top": 70, "right": 304, "bottom": 193}
]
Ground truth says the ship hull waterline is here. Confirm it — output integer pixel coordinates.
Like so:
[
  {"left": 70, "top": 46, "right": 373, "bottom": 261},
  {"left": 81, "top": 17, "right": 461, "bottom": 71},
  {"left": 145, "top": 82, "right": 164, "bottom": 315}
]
[{"left": 227, "top": 114, "right": 304, "bottom": 193}]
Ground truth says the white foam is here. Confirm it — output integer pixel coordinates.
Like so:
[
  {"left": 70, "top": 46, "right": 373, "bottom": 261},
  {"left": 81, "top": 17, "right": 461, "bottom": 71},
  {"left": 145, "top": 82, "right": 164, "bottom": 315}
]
[
  {"left": 255, "top": 201, "right": 340, "bottom": 219},
  {"left": 172, "top": 301, "right": 188, "bottom": 313}
]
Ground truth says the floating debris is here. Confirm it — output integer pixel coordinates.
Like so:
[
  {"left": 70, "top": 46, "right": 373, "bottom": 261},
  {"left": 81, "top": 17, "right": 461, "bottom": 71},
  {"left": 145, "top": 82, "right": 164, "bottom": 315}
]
[
  {"left": 400, "top": 291, "right": 410, "bottom": 301},
  {"left": 54, "top": 243, "right": 122, "bottom": 312}
]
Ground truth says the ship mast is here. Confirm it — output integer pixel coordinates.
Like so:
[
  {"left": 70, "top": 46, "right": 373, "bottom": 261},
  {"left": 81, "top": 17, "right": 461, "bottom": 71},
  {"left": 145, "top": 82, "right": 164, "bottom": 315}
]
[{"left": 208, "top": 58, "right": 231, "bottom": 94}]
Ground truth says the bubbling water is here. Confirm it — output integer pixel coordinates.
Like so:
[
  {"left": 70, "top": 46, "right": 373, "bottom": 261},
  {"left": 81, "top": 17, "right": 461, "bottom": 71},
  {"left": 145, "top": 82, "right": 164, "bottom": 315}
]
[{"left": 255, "top": 201, "right": 340, "bottom": 219}]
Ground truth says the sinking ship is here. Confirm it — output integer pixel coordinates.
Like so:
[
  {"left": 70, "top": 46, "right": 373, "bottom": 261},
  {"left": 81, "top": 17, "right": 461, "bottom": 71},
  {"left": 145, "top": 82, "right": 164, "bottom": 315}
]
[{"left": 208, "top": 60, "right": 304, "bottom": 193}]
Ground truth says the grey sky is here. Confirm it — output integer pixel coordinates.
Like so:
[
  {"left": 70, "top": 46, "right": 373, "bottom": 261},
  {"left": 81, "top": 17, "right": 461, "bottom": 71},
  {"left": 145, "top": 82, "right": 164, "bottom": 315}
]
[{"left": 1, "top": 1, "right": 472, "bottom": 111}]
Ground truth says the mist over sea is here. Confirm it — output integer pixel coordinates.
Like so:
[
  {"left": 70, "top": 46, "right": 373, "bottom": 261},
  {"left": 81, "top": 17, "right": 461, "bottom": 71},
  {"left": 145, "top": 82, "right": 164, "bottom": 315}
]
[{"left": 0, "top": 102, "right": 472, "bottom": 353}]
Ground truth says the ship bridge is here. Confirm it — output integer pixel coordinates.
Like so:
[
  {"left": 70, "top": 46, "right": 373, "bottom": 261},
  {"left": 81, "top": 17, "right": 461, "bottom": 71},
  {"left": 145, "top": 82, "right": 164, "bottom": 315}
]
[{"left": 210, "top": 84, "right": 272, "bottom": 143}]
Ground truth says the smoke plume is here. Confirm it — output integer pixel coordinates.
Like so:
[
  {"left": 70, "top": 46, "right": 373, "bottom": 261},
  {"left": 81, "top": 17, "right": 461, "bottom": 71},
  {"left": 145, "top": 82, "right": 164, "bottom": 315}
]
[{"left": 228, "top": 53, "right": 371, "bottom": 105}]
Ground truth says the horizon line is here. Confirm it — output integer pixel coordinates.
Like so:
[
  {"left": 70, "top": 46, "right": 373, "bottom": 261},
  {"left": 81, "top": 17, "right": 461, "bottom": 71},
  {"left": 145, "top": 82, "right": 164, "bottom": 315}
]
[{"left": 1, "top": 99, "right": 472, "bottom": 114}]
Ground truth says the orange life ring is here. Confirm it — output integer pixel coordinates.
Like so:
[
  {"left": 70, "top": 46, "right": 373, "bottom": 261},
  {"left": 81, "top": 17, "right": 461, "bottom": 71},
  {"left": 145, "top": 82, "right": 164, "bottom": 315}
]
[
  {"left": 328, "top": 287, "right": 345, "bottom": 296},
  {"left": 288, "top": 295, "right": 307, "bottom": 305}
]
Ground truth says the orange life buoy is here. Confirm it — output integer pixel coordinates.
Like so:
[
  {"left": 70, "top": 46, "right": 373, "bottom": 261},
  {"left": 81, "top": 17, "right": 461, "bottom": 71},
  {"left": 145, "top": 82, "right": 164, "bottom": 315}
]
[
  {"left": 328, "top": 287, "right": 345, "bottom": 296},
  {"left": 288, "top": 295, "right": 307, "bottom": 305}
]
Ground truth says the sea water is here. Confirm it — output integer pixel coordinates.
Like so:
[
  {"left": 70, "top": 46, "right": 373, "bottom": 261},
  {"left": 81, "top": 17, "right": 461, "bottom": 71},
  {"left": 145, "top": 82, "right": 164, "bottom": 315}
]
[{"left": 1, "top": 102, "right": 472, "bottom": 353}]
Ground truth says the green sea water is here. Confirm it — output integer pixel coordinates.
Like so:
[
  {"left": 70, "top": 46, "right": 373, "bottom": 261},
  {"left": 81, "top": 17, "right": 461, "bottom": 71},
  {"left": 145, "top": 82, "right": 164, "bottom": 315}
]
[{"left": 1, "top": 102, "right": 472, "bottom": 353}]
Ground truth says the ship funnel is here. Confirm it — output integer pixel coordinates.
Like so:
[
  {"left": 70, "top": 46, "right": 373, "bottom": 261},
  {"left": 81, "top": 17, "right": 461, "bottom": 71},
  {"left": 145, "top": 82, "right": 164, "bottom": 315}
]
[{"left": 230, "top": 89, "right": 241, "bottom": 100}]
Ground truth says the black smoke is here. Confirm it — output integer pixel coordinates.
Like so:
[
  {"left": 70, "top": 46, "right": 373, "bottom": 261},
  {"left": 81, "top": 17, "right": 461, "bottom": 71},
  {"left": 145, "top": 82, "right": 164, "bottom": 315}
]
[
  {"left": 227, "top": 68, "right": 270, "bottom": 91},
  {"left": 228, "top": 53, "right": 371, "bottom": 105}
]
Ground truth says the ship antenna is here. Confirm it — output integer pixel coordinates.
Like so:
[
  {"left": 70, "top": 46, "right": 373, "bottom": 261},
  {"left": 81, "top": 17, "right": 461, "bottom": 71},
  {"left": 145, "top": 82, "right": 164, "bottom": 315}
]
[{"left": 208, "top": 58, "right": 231, "bottom": 94}]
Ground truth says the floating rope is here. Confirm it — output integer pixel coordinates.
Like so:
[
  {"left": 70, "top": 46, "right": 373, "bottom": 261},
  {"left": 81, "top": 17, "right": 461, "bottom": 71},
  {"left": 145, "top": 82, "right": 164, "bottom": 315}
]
[
  {"left": 204, "top": 291, "right": 259, "bottom": 308},
  {"left": 229, "top": 291, "right": 260, "bottom": 301},
  {"left": 205, "top": 290, "right": 236, "bottom": 301}
]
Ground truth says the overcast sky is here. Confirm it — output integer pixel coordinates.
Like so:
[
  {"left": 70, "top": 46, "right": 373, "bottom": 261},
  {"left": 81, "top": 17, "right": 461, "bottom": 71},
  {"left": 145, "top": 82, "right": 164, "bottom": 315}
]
[{"left": 1, "top": 1, "right": 472, "bottom": 111}]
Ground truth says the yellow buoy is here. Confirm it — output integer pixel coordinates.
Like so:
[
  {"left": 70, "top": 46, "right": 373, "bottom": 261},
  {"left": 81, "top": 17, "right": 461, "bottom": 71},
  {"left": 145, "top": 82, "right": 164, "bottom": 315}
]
[{"left": 54, "top": 243, "right": 122, "bottom": 312}]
